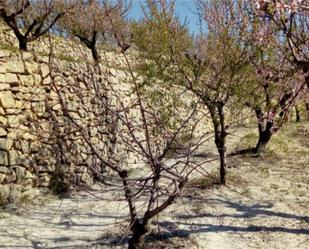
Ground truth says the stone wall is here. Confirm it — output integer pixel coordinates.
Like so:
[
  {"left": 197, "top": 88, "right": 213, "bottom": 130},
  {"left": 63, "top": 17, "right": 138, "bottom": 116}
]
[{"left": 0, "top": 23, "right": 138, "bottom": 203}]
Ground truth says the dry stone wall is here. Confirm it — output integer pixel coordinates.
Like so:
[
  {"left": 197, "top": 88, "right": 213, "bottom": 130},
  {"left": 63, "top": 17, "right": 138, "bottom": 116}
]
[{"left": 0, "top": 24, "right": 139, "bottom": 203}]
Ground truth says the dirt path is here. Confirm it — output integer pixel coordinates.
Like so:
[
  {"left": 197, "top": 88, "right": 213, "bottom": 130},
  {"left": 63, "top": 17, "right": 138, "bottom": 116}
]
[
  {"left": 0, "top": 186, "right": 129, "bottom": 249},
  {"left": 0, "top": 124, "right": 308, "bottom": 249}
]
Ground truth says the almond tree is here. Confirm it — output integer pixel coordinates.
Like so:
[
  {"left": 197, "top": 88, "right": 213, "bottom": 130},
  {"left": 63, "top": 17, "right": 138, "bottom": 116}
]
[
  {"left": 253, "top": 0, "right": 309, "bottom": 87},
  {"left": 249, "top": 51, "right": 306, "bottom": 153},
  {"left": 132, "top": 0, "right": 255, "bottom": 184},
  {"left": 242, "top": 0, "right": 309, "bottom": 153},
  {"left": 0, "top": 0, "right": 64, "bottom": 50},
  {"left": 58, "top": 0, "right": 128, "bottom": 62},
  {"left": 46, "top": 12, "right": 209, "bottom": 249}
]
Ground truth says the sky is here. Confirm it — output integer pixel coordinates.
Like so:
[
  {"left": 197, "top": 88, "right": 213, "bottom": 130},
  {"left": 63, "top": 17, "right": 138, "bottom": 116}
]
[{"left": 127, "top": 0, "right": 200, "bottom": 34}]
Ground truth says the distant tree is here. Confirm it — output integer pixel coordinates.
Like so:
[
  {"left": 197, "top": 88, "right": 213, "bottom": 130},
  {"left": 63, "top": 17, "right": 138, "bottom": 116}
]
[
  {"left": 243, "top": 0, "right": 309, "bottom": 153},
  {"left": 0, "top": 0, "right": 65, "bottom": 50},
  {"left": 59, "top": 0, "right": 129, "bottom": 62},
  {"left": 253, "top": 0, "right": 309, "bottom": 88}
]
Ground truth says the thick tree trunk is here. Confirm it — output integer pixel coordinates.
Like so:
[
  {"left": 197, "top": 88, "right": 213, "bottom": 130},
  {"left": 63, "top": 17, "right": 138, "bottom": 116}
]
[
  {"left": 16, "top": 33, "right": 28, "bottom": 51},
  {"left": 254, "top": 125, "right": 273, "bottom": 154},
  {"left": 254, "top": 109, "right": 273, "bottom": 154},
  {"left": 19, "top": 39, "right": 27, "bottom": 51},
  {"left": 128, "top": 220, "right": 149, "bottom": 249}
]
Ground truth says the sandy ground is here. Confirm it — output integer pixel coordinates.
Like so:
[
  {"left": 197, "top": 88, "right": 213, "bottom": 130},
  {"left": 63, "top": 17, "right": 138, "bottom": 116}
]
[{"left": 0, "top": 124, "right": 308, "bottom": 249}]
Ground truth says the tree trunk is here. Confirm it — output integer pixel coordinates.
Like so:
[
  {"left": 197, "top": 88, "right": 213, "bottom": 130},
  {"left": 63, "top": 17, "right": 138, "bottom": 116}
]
[
  {"left": 128, "top": 220, "right": 149, "bottom": 249},
  {"left": 254, "top": 125, "right": 273, "bottom": 154},
  {"left": 91, "top": 46, "right": 100, "bottom": 63},
  {"left": 295, "top": 105, "right": 300, "bottom": 122},
  {"left": 218, "top": 146, "right": 226, "bottom": 185},
  {"left": 254, "top": 109, "right": 273, "bottom": 154},
  {"left": 208, "top": 102, "right": 227, "bottom": 185},
  {"left": 18, "top": 36, "right": 28, "bottom": 51}
]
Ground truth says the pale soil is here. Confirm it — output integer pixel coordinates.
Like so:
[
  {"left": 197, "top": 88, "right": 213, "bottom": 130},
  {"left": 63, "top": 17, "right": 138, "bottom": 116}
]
[{"left": 0, "top": 123, "right": 308, "bottom": 249}]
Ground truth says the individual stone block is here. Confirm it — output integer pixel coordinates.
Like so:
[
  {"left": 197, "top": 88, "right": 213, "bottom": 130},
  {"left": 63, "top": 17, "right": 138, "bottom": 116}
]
[
  {"left": 25, "top": 62, "right": 39, "bottom": 74},
  {"left": 0, "top": 173, "right": 6, "bottom": 184},
  {"left": 7, "top": 115, "right": 25, "bottom": 126},
  {"left": 0, "top": 73, "right": 18, "bottom": 84},
  {"left": 31, "top": 91, "right": 46, "bottom": 101},
  {"left": 0, "top": 116, "right": 7, "bottom": 125},
  {"left": 0, "top": 50, "right": 10, "bottom": 58},
  {"left": 0, "top": 166, "right": 9, "bottom": 174},
  {"left": 14, "top": 140, "right": 29, "bottom": 153},
  {"left": 25, "top": 171, "right": 35, "bottom": 180},
  {"left": 0, "top": 185, "right": 10, "bottom": 201},
  {"left": 0, "top": 127, "right": 7, "bottom": 137},
  {"left": 80, "top": 172, "right": 93, "bottom": 185},
  {"left": 0, "top": 83, "right": 10, "bottom": 90},
  {"left": 21, "top": 52, "right": 32, "bottom": 61},
  {"left": 32, "top": 74, "right": 41, "bottom": 86},
  {"left": 19, "top": 75, "right": 34, "bottom": 86},
  {"left": 8, "top": 150, "right": 21, "bottom": 165},
  {"left": 22, "top": 132, "right": 36, "bottom": 141},
  {"left": 0, "top": 150, "right": 8, "bottom": 165},
  {"left": 0, "top": 138, "right": 13, "bottom": 151},
  {"left": 4, "top": 61, "right": 24, "bottom": 74},
  {"left": 0, "top": 107, "right": 5, "bottom": 115},
  {"left": 5, "top": 108, "right": 21, "bottom": 115},
  {"left": 0, "top": 91, "right": 15, "bottom": 108},
  {"left": 42, "top": 77, "right": 52, "bottom": 85},
  {"left": 31, "top": 102, "right": 46, "bottom": 113},
  {"left": 12, "top": 166, "right": 26, "bottom": 180},
  {"left": 40, "top": 64, "right": 49, "bottom": 78},
  {"left": 8, "top": 184, "right": 22, "bottom": 201}
]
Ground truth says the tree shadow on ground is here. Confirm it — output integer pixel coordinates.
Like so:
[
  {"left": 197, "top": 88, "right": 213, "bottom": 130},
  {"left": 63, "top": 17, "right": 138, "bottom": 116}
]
[{"left": 177, "top": 198, "right": 309, "bottom": 224}]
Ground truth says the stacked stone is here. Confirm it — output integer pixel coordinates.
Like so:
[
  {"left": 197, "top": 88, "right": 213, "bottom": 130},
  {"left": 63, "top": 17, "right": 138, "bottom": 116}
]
[{"left": 0, "top": 49, "right": 45, "bottom": 202}]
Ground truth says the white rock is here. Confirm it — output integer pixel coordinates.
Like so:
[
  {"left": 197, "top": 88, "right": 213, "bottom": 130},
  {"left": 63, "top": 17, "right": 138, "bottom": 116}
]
[{"left": 0, "top": 91, "right": 15, "bottom": 108}]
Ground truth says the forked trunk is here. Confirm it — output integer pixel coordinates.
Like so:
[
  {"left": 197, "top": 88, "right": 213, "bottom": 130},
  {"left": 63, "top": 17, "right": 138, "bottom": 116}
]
[{"left": 15, "top": 33, "right": 28, "bottom": 51}]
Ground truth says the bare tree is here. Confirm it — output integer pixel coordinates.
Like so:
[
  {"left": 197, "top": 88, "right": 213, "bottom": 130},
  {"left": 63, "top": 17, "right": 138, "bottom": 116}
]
[
  {"left": 0, "top": 0, "right": 65, "bottom": 50},
  {"left": 45, "top": 14, "right": 209, "bottom": 249}
]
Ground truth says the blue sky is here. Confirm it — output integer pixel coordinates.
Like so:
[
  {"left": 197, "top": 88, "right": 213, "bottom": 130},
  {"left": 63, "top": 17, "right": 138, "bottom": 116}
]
[{"left": 128, "top": 0, "right": 200, "bottom": 34}]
